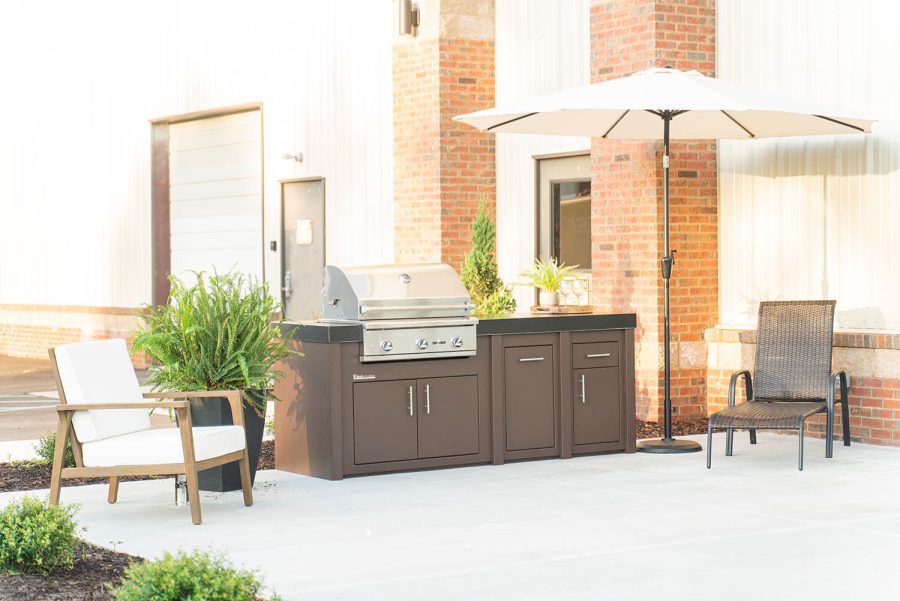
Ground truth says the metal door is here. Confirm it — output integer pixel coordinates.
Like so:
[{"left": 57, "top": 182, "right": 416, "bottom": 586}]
[
  {"left": 573, "top": 367, "right": 621, "bottom": 445},
  {"left": 280, "top": 178, "right": 325, "bottom": 320},
  {"left": 504, "top": 345, "right": 556, "bottom": 451},
  {"left": 416, "top": 376, "right": 479, "bottom": 459},
  {"left": 353, "top": 380, "right": 418, "bottom": 465}
]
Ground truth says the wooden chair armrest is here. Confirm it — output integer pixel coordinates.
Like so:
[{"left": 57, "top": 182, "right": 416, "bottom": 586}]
[
  {"left": 143, "top": 390, "right": 246, "bottom": 428},
  {"left": 57, "top": 401, "right": 189, "bottom": 412}
]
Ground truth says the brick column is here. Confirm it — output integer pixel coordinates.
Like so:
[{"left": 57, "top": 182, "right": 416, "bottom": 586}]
[
  {"left": 393, "top": 0, "right": 496, "bottom": 269},
  {"left": 589, "top": 0, "right": 717, "bottom": 422}
]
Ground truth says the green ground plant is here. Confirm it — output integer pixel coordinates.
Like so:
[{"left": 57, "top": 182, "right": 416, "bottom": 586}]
[
  {"left": 0, "top": 496, "right": 80, "bottom": 575},
  {"left": 110, "top": 549, "right": 280, "bottom": 601},
  {"left": 32, "top": 431, "right": 76, "bottom": 468},
  {"left": 461, "top": 199, "right": 517, "bottom": 317},
  {"left": 131, "top": 271, "right": 298, "bottom": 416}
]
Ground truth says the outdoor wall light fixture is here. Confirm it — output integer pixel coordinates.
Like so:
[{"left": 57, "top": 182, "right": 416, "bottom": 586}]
[
  {"left": 281, "top": 152, "right": 304, "bottom": 163},
  {"left": 399, "top": 0, "right": 420, "bottom": 36}
]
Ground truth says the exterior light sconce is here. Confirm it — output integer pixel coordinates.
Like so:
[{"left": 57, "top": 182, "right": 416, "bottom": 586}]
[
  {"left": 399, "top": 0, "right": 420, "bottom": 36},
  {"left": 281, "top": 152, "right": 304, "bottom": 163}
]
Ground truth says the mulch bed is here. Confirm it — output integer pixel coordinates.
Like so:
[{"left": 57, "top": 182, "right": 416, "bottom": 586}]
[
  {"left": 0, "top": 440, "right": 276, "bottom": 493},
  {"left": 636, "top": 418, "right": 708, "bottom": 439},
  {"left": 0, "top": 542, "right": 138, "bottom": 601}
]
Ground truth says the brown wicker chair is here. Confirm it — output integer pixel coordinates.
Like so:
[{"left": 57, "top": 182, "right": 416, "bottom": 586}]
[{"left": 707, "top": 300, "right": 850, "bottom": 470}]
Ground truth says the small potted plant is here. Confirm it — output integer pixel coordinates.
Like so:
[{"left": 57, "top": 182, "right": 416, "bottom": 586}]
[
  {"left": 521, "top": 258, "right": 579, "bottom": 307},
  {"left": 131, "top": 271, "right": 296, "bottom": 492}
]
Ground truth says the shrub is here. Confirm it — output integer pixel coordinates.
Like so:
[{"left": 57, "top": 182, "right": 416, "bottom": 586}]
[
  {"left": 33, "top": 431, "right": 76, "bottom": 467},
  {"left": 0, "top": 496, "right": 80, "bottom": 575},
  {"left": 461, "top": 198, "right": 517, "bottom": 317},
  {"left": 110, "top": 549, "right": 275, "bottom": 601}
]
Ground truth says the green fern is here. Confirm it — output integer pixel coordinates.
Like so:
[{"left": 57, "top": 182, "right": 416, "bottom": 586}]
[{"left": 131, "top": 272, "right": 298, "bottom": 415}]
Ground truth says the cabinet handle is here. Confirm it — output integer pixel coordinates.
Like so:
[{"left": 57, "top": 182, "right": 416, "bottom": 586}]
[
  {"left": 408, "top": 386, "right": 414, "bottom": 417},
  {"left": 580, "top": 373, "right": 587, "bottom": 404},
  {"left": 586, "top": 353, "right": 611, "bottom": 358},
  {"left": 519, "top": 357, "right": 545, "bottom": 362},
  {"left": 425, "top": 384, "right": 431, "bottom": 415}
]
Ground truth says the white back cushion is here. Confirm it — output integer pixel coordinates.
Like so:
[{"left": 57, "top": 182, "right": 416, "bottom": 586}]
[{"left": 53, "top": 339, "right": 151, "bottom": 443}]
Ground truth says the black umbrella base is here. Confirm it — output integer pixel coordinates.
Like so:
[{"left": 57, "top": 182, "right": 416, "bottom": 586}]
[{"left": 637, "top": 438, "right": 702, "bottom": 454}]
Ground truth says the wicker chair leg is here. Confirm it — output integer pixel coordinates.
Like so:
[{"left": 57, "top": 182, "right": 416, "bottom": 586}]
[
  {"left": 798, "top": 422, "right": 805, "bottom": 471},
  {"left": 826, "top": 407, "right": 834, "bottom": 459},
  {"left": 749, "top": 429, "right": 757, "bottom": 445},
  {"left": 840, "top": 391, "right": 851, "bottom": 447},
  {"left": 706, "top": 423, "right": 713, "bottom": 469},
  {"left": 725, "top": 428, "right": 734, "bottom": 456}
]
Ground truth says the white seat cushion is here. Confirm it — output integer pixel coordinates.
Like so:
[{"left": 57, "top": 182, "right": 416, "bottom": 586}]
[
  {"left": 53, "top": 339, "right": 150, "bottom": 442},
  {"left": 81, "top": 426, "right": 246, "bottom": 467}
]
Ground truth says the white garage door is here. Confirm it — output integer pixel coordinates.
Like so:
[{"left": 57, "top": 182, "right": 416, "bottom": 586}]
[{"left": 168, "top": 110, "right": 263, "bottom": 284}]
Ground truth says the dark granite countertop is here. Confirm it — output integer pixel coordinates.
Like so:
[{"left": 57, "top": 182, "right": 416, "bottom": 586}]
[{"left": 280, "top": 312, "right": 636, "bottom": 343}]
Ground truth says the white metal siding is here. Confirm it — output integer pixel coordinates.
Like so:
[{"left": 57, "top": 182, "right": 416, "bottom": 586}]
[
  {"left": 718, "top": 0, "right": 900, "bottom": 330},
  {"left": 495, "top": 0, "right": 591, "bottom": 308},
  {"left": 169, "top": 111, "right": 263, "bottom": 282},
  {"left": 0, "top": 0, "right": 392, "bottom": 308}
]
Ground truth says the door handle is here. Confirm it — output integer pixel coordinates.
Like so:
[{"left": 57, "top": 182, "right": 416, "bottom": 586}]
[
  {"left": 425, "top": 384, "right": 431, "bottom": 415},
  {"left": 580, "top": 374, "right": 586, "bottom": 404},
  {"left": 519, "top": 357, "right": 545, "bottom": 362},
  {"left": 586, "top": 353, "right": 611, "bottom": 358},
  {"left": 282, "top": 270, "right": 293, "bottom": 299},
  {"left": 408, "top": 386, "right": 414, "bottom": 417}
]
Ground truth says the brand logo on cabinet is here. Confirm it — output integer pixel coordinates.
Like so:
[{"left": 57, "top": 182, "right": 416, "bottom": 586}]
[{"left": 352, "top": 374, "right": 377, "bottom": 381}]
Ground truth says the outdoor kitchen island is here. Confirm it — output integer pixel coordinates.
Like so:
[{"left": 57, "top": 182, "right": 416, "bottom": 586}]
[{"left": 274, "top": 312, "right": 637, "bottom": 480}]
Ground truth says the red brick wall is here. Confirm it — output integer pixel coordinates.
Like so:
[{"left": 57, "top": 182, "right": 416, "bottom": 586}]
[
  {"left": 393, "top": 11, "right": 496, "bottom": 271},
  {"left": 589, "top": 0, "right": 718, "bottom": 422}
]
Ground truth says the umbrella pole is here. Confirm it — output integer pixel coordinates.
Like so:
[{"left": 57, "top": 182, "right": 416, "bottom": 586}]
[{"left": 637, "top": 111, "right": 701, "bottom": 454}]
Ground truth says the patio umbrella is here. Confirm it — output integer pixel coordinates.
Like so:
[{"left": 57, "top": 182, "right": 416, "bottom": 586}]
[{"left": 455, "top": 67, "right": 874, "bottom": 454}]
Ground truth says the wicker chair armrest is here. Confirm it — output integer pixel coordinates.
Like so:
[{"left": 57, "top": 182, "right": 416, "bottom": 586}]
[{"left": 728, "top": 370, "right": 753, "bottom": 407}]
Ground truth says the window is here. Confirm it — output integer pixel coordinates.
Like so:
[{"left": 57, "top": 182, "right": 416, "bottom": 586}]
[{"left": 536, "top": 154, "right": 591, "bottom": 271}]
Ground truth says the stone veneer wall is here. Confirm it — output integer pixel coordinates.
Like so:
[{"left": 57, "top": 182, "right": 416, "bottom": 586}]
[{"left": 589, "top": 0, "right": 718, "bottom": 422}]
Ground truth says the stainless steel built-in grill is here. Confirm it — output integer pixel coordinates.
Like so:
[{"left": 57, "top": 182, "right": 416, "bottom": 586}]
[{"left": 322, "top": 263, "right": 478, "bottom": 362}]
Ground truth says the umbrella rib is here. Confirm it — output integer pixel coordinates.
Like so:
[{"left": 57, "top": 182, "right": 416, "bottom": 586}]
[
  {"left": 602, "top": 110, "right": 630, "bottom": 138},
  {"left": 487, "top": 112, "right": 539, "bottom": 131},
  {"left": 813, "top": 114, "right": 866, "bottom": 133},
  {"left": 720, "top": 110, "right": 755, "bottom": 138}
]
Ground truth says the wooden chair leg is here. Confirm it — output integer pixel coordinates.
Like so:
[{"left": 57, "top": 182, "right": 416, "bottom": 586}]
[
  {"left": 238, "top": 450, "right": 254, "bottom": 507},
  {"left": 184, "top": 464, "right": 202, "bottom": 525},
  {"left": 49, "top": 414, "right": 70, "bottom": 506},
  {"left": 108, "top": 477, "right": 120, "bottom": 504}
]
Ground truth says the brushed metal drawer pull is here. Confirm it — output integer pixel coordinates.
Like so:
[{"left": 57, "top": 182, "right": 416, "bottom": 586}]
[
  {"left": 519, "top": 357, "right": 545, "bottom": 362},
  {"left": 586, "top": 353, "right": 611, "bottom": 358},
  {"left": 407, "top": 386, "right": 414, "bottom": 417},
  {"left": 425, "top": 384, "right": 431, "bottom": 415}
]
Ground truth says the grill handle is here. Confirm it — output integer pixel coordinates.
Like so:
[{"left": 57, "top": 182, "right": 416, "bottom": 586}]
[{"left": 360, "top": 303, "right": 476, "bottom": 314}]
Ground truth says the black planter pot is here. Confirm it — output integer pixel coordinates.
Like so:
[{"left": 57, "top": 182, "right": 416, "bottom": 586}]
[{"left": 187, "top": 391, "right": 266, "bottom": 493}]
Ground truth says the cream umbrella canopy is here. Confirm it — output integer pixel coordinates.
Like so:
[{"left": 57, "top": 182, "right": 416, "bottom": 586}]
[{"left": 455, "top": 67, "right": 874, "bottom": 454}]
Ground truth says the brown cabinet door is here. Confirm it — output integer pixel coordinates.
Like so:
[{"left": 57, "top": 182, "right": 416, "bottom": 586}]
[
  {"left": 353, "top": 380, "right": 418, "bottom": 464},
  {"left": 504, "top": 345, "right": 556, "bottom": 451},
  {"left": 417, "top": 376, "right": 479, "bottom": 459},
  {"left": 573, "top": 367, "right": 621, "bottom": 445}
]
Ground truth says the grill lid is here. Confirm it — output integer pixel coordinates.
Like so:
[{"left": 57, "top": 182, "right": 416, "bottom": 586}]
[{"left": 322, "top": 263, "right": 475, "bottom": 321}]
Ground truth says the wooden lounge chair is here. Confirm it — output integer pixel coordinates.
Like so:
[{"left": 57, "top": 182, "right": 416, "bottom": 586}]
[
  {"left": 707, "top": 300, "right": 850, "bottom": 470},
  {"left": 48, "top": 339, "right": 253, "bottom": 524}
]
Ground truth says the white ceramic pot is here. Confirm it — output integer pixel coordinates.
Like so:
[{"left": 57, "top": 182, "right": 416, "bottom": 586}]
[{"left": 539, "top": 290, "right": 559, "bottom": 307}]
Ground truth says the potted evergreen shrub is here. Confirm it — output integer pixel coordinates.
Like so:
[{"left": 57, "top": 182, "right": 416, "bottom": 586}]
[
  {"left": 131, "top": 272, "right": 294, "bottom": 492},
  {"left": 521, "top": 258, "right": 579, "bottom": 307},
  {"left": 461, "top": 198, "right": 517, "bottom": 317}
]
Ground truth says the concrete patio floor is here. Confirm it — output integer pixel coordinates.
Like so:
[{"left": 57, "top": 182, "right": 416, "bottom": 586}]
[{"left": 2, "top": 432, "right": 897, "bottom": 600}]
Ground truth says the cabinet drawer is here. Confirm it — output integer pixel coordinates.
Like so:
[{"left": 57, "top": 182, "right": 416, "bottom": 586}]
[{"left": 572, "top": 342, "right": 619, "bottom": 369}]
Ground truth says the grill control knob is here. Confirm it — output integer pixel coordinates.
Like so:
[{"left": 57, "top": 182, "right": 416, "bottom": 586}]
[
  {"left": 415, "top": 338, "right": 428, "bottom": 350},
  {"left": 450, "top": 336, "right": 464, "bottom": 348},
  {"left": 380, "top": 340, "right": 393, "bottom": 352}
]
